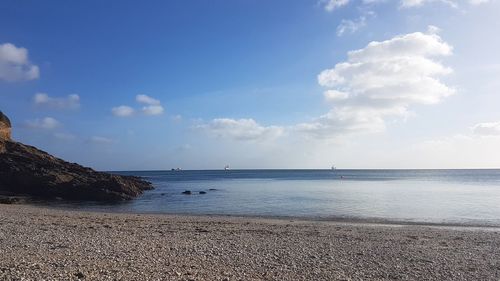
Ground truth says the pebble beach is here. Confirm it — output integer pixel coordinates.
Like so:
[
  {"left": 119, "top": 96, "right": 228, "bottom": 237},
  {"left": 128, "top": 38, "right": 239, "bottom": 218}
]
[{"left": 0, "top": 204, "right": 499, "bottom": 280}]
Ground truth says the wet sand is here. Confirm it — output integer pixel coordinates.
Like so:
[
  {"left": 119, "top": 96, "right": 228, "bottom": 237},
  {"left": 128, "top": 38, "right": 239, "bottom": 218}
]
[{"left": 0, "top": 204, "right": 499, "bottom": 280}]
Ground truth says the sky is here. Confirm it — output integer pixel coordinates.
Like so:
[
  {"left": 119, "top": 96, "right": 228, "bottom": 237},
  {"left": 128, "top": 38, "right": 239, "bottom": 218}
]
[{"left": 1, "top": 0, "right": 500, "bottom": 170}]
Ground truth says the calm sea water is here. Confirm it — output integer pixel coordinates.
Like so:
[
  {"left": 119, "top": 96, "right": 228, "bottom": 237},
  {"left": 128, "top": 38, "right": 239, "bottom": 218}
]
[{"left": 43, "top": 169, "right": 500, "bottom": 226}]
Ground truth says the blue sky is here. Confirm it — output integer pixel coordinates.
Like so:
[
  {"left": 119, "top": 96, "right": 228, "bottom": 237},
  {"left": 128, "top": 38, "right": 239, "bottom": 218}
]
[{"left": 1, "top": 0, "right": 500, "bottom": 170}]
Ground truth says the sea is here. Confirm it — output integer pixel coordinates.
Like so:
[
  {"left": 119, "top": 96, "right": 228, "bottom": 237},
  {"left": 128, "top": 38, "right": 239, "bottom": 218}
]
[{"left": 40, "top": 169, "right": 500, "bottom": 226}]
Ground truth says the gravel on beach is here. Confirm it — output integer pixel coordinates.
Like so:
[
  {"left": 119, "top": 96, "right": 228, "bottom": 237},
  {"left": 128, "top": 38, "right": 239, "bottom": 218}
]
[{"left": 0, "top": 204, "right": 499, "bottom": 281}]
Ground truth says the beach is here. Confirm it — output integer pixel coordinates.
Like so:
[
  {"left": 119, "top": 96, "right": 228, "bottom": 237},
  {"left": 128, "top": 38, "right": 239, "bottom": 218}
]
[{"left": 0, "top": 204, "right": 499, "bottom": 280}]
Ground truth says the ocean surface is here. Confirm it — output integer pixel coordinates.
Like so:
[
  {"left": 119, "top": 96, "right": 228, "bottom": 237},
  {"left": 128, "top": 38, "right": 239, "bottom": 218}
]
[{"left": 41, "top": 169, "right": 500, "bottom": 226}]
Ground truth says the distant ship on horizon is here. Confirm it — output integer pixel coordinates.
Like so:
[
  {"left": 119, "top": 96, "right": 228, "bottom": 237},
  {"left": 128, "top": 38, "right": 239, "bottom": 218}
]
[{"left": 224, "top": 165, "right": 230, "bottom": 171}]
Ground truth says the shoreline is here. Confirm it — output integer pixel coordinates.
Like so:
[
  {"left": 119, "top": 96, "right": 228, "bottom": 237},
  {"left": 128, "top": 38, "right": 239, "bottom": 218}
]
[
  {"left": 1, "top": 204, "right": 500, "bottom": 280},
  {"left": 21, "top": 200, "right": 500, "bottom": 229}
]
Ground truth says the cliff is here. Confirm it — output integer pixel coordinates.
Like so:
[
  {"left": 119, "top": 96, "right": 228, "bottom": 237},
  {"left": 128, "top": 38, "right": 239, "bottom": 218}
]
[
  {"left": 0, "top": 111, "right": 11, "bottom": 141},
  {"left": 0, "top": 112, "right": 153, "bottom": 201}
]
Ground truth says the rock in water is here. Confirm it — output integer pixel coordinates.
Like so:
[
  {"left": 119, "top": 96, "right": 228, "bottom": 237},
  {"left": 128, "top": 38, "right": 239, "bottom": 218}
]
[{"left": 0, "top": 111, "right": 153, "bottom": 201}]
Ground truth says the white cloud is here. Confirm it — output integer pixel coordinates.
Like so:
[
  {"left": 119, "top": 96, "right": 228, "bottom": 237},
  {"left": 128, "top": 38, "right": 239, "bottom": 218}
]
[
  {"left": 136, "top": 94, "right": 161, "bottom": 105},
  {"left": 142, "top": 105, "right": 164, "bottom": 116},
  {"left": 337, "top": 17, "right": 367, "bottom": 36},
  {"left": 198, "top": 118, "right": 284, "bottom": 141},
  {"left": 400, "top": 0, "right": 427, "bottom": 7},
  {"left": 111, "top": 105, "right": 135, "bottom": 117},
  {"left": 301, "top": 27, "right": 454, "bottom": 139},
  {"left": 321, "top": 0, "right": 350, "bottom": 11},
  {"left": 294, "top": 107, "right": 390, "bottom": 138},
  {"left": 137, "top": 94, "right": 164, "bottom": 115},
  {"left": 25, "top": 117, "right": 60, "bottom": 130},
  {"left": 34, "top": 93, "right": 80, "bottom": 110},
  {"left": 112, "top": 94, "right": 164, "bottom": 117},
  {"left": 88, "top": 136, "right": 113, "bottom": 144},
  {"left": 472, "top": 121, "right": 500, "bottom": 136},
  {"left": 400, "top": 0, "right": 458, "bottom": 8},
  {"left": 0, "top": 43, "right": 39, "bottom": 82},
  {"left": 468, "top": 0, "right": 490, "bottom": 4}
]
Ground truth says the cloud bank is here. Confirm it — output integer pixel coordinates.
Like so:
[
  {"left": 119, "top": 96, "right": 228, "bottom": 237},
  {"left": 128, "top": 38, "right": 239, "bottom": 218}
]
[
  {"left": 0, "top": 43, "right": 39, "bottom": 82},
  {"left": 298, "top": 26, "right": 454, "bottom": 139},
  {"left": 198, "top": 27, "right": 455, "bottom": 142}
]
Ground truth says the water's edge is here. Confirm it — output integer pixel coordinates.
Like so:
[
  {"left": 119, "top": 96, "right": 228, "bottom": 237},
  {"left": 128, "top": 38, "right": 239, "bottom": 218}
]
[
  {"left": 21, "top": 201, "right": 500, "bottom": 230},
  {"left": 25, "top": 169, "right": 500, "bottom": 227}
]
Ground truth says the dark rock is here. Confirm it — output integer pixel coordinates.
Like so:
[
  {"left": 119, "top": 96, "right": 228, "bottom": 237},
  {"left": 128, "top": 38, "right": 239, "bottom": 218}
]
[
  {"left": 199, "top": 191, "right": 206, "bottom": 194},
  {"left": 0, "top": 139, "right": 153, "bottom": 201},
  {"left": 0, "top": 196, "right": 20, "bottom": 204},
  {"left": 182, "top": 190, "right": 192, "bottom": 195},
  {"left": 74, "top": 271, "right": 85, "bottom": 279}
]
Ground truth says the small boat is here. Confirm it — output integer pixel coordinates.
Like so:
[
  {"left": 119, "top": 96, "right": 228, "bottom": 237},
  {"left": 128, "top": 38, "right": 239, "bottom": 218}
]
[
  {"left": 224, "top": 165, "right": 230, "bottom": 171},
  {"left": 331, "top": 165, "right": 336, "bottom": 170}
]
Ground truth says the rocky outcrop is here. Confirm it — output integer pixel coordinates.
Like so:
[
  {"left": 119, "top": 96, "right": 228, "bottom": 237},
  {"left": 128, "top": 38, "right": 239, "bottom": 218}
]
[
  {"left": 0, "top": 139, "right": 153, "bottom": 201},
  {"left": 0, "top": 111, "right": 11, "bottom": 141},
  {"left": 0, "top": 112, "right": 153, "bottom": 201}
]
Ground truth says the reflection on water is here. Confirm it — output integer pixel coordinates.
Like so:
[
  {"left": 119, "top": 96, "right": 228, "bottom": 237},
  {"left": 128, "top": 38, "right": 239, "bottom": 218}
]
[{"left": 35, "top": 169, "right": 500, "bottom": 226}]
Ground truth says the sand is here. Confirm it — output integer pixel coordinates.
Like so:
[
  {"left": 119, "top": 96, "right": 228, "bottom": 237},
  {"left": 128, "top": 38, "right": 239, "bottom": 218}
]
[{"left": 0, "top": 204, "right": 499, "bottom": 280}]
